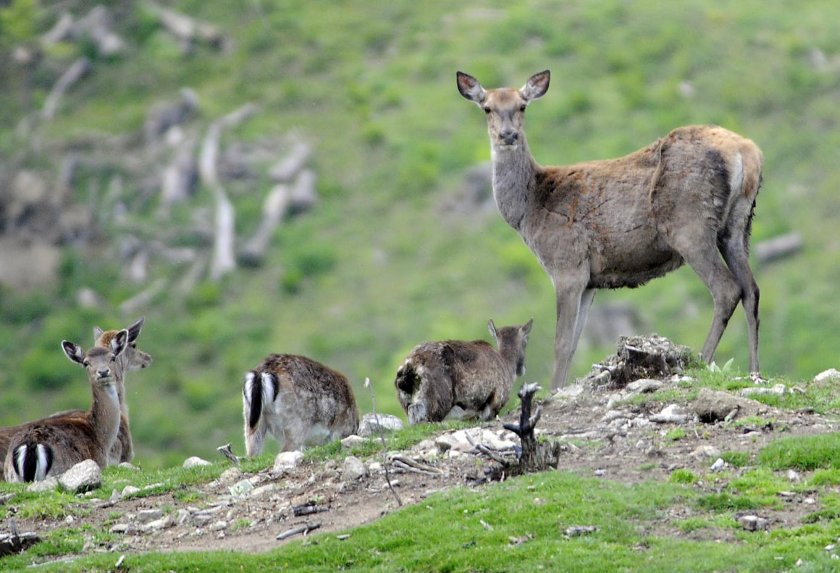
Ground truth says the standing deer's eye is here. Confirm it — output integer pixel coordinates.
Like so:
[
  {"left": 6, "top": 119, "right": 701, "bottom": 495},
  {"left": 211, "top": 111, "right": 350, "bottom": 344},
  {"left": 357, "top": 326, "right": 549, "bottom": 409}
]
[
  {"left": 483, "top": 107, "right": 491, "bottom": 114},
  {"left": 83, "top": 360, "right": 90, "bottom": 367},
  {"left": 519, "top": 104, "right": 527, "bottom": 112}
]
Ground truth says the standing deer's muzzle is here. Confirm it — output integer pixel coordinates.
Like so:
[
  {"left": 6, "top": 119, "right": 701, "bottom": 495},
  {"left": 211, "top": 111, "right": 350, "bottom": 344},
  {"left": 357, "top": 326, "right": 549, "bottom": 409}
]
[{"left": 500, "top": 130, "right": 519, "bottom": 146}]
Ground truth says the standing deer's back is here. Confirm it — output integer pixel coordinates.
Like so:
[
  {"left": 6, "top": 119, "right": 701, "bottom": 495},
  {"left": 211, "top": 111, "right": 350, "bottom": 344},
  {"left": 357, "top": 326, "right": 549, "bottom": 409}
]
[{"left": 243, "top": 354, "right": 359, "bottom": 456}]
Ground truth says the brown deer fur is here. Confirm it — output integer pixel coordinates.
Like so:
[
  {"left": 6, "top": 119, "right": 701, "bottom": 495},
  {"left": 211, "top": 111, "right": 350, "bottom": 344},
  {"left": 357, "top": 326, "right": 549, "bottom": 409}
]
[
  {"left": 395, "top": 319, "right": 532, "bottom": 424},
  {"left": 4, "top": 331, "right": 128, "bottom": 482},
  {"left": 0, "top": 318, "right": 151, "bottom": 474},
  {"left": 457, "top": 70, "right": 762, "bottom": 389},
  {"left": 243, "top": 354, "right": 359, "bottom": 456}
]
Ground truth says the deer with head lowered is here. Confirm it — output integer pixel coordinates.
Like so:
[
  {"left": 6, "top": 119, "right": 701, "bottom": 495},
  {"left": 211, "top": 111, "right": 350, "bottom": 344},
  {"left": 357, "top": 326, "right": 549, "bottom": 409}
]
[
  {"left": 457, "top": 70, "right": 762, "bottom": 390},
  {"left": 243, "top": 354, "right": 359, "bottom": 456},
  {"left": 4, "top": 331, "right": 128, "bottom": 482},
  {"left": 0, "top": 318, "right": 151, "bottom": 475},
  {"left": 395, "top": 319, "right": 533, "bottom": 424}
]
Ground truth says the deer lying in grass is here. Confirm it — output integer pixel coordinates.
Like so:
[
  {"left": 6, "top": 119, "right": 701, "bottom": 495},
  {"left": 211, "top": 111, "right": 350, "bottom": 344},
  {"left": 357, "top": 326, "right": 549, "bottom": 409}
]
[
  {"left": 0, "top": 318, "right": 151, "bottom": 473},
  {"left": 457, "top": 70, "right": 763, "bottom": 390},
  {"left": 395, "top": 319, "right": 533, "bottom": 424},
  {"left": 243, "top": 354, "right": 360, "bottom": 456},
  {"left": 4, "top": 331, "right": 128, "bottom": 482}
]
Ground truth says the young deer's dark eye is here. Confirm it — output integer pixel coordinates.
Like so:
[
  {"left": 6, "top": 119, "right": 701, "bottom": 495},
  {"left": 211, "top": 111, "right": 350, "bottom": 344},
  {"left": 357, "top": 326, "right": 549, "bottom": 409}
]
[
  {"left": 520, "top": 104, "right": 527, "bottom": 112},
  {"left": 483, "top": 107, "right": 491, "bottom": 114},
  {"left": 83, "top": 360, "right": 90, "bottom": 367}
]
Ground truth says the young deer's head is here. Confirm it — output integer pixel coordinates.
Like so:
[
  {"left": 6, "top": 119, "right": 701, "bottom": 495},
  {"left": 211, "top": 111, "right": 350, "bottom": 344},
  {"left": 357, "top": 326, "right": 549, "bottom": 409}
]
[
  {"left": 62, "top": 329, "right": 129, "bottom": 390},
  {"left": 456, "top": 70, "right": 550, "bottom": 149},
  {"left": 93, "top": 317, "right": 151, "bottom": 373},
  {"left": 488, "top": 318, "right": 533, "bottom": 377}
]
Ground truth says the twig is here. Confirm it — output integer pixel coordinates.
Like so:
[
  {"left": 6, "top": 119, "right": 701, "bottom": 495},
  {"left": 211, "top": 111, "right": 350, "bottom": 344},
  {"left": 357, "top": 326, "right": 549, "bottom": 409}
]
[
  {"left": 216, "top": 443, "right": 240, "bottom": 466},
  {"left": 292, "top": 503, "right": 329, "bottom": 517},
  {"left": 365, "top": 378, "right": 402, "bottom": 507},
  {"left": 275, "top": 522, "right": 321, "bottom": 541}
]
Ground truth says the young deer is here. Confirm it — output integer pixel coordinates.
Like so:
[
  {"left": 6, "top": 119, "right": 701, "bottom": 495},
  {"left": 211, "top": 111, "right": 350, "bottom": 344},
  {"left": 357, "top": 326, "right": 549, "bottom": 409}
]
[
  {"left": 457, "top": 70, "right": 762, "bottom": 390},
  {"left": 0, "top": 318, "right": 151, "bottom": 472},
  {"left": 243, "top": 354, "right": 360, "bottom": 456},
  {"left": 4, "top": 331, "right": 128, "bottom": 482},
  {"left": 395, "top": 319, "right": 533, "bottom": 424}
]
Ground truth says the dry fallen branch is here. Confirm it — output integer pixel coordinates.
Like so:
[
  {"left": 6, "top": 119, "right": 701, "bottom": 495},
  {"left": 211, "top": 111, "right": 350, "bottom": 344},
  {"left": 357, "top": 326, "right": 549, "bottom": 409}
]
[
  {"left": 42, "top": 57, "right": 92, "bottom": 120},
  {"left": 275, "top": 522, "right": 321, "bottom": 541},
  {"left": 216, "top": 443, "right": 240, "bottom": 466},
  {"left": 143, "top": 1, "right": 227, "bottom": 51}
]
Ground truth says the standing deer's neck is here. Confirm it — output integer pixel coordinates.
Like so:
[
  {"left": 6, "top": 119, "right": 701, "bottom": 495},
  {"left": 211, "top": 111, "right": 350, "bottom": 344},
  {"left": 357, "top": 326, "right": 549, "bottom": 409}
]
[
  {"left": 89, "top": 381, "right": 121, "bottom": 449},
  {"left": 490, "top": 138, "right": 539, "bottom": 232}
]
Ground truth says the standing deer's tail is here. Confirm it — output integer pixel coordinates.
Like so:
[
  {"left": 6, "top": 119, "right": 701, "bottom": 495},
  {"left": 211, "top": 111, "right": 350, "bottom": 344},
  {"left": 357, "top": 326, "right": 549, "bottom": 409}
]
[
  {"left": 243, "top": 370, "right": 278, "bottom": 430},
  {"left": 12, "top": 441, "right": 53, "bottom": 482}
]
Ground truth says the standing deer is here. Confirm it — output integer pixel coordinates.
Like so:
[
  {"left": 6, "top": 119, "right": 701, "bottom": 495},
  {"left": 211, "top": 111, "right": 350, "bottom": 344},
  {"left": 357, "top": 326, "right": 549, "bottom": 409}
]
[
  {"left": 243, "top": 354, "right": 359, "bottom": 456},
  {"left": 457, "top": 70, "right": 762, "bottom": 389},
  {"left": 0, "top": 318, "right": 151, "bottom": 472},
  {"left": 4, "top": 331, "right": 128, "bottom": 482},
  {"left": 395, "top": 319, "right": 533, "bottom": 424}
]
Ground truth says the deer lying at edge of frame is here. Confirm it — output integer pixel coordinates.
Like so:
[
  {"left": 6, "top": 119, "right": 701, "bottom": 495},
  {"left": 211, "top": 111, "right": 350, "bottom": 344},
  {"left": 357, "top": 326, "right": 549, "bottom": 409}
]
[
  {"left": 243, "top": 354, "right": 360, "bottom": 456},
  {"left": 0, "top": 318, "right": 151, "bottom": 475},
  {"left": 395, "top": 319, "right": 533, "bottom": 424},
  {"left": 4, "top": 331, "right": 128, "bottom": 482},
  {"left": 457, "top": 70, "right": 762, "bottom": 390}
]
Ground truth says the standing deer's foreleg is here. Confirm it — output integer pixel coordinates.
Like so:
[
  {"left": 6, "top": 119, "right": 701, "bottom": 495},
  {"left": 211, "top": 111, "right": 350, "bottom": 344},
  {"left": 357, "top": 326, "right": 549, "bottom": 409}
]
[{"left": 551, "top": 278, "right": 590, "bottom": 390}]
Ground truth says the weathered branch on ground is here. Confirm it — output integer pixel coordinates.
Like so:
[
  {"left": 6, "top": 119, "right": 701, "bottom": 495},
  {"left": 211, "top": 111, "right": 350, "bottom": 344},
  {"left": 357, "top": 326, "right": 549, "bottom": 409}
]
[
  {"left": 275, "top": 522, "right": 320, "bottom": 541},
  {"left": 238, "top": 183, "right": 290, "bottom": 267},
  {"left": 143, "top": 1, "right": 227, "bottom": 52},
  {"left": 754, "top": 232, "right": 803, "bottom": 264},
  {"left": 119, "top": 278, "right": 166, "bottom": 316},
  {"left": 42, "top": 7, "right": 124, "bottom": 57},
  {"left": 0, "top": 519, "right": 40, "bottom": 557},
  {"left": 216, "top": 443, "right": 240, "bottom": 466},
  {"left": 268, "top": 141, "right": 312, "bottom": 182},
  {"left": 42, "top": 57, "right": 92, "bottom": 120}
]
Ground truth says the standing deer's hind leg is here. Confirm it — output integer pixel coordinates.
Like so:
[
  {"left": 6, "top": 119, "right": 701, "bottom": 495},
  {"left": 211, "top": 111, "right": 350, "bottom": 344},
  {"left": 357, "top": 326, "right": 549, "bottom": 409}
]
[
  {"left": 718, "top": 205, "right": 760, "bottom": 373},
  {"left": 671, "top": 233, "right": 743, "bottom": 366}
]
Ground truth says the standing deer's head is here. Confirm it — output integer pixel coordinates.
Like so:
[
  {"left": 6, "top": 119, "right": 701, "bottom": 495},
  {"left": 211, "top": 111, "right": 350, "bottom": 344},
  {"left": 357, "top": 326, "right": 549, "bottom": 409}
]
[{"left": 457, "top": 70, "right": 550, "bottom": 149}]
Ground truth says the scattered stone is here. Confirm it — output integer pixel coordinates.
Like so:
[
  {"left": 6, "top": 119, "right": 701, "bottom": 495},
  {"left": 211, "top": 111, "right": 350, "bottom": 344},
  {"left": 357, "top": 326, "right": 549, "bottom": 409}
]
[
  {"left": 141, "top": 515, "right": 173, "bottom": 533},
  {"left": 787, "top": 469, "right": 802, "bottom": 482},
  {"left": 594, "top": 469, "right": 606, "bottom": 477},
  {"left": 210, "top": 520, "right": 228, "bottom": 532},
  {"left": 219, "top": 467, "right": 244, "bottom": 486},
  {"left": 740, "top": 384, "right": 787, "bottom": 397},
  {"left": 273, "top": 451, "right": 304, "bottom": 472},
  {"left": 738, "top": 515, "right": 769, "bottom": 531},
  {"left": 814, "top": 369, "right": 840, "bottom": 384},
  {"left": 58, "top": 460, "right": 101, "bottom": 493},
  {"left": 340, "top": 435, "right": 368, "bottom": 449},
  {"left": 120, "top": 485, "right": 140, "bottom": 497},
  {"left": 650, "top": 404, "right": 688, "bottom": 424},
  {"left": 710, "top": 458, "right": 725, "bottom": 472},
  {"left": 564, "top": 525, "right": 598, "bottom": 538},
  {"left": 691, "top": 445, "right": 721, "bottom": 459},
  {"left": 581, "top": 335, "right": 694, "bottom": 389},
  {"left": 692, "top": 388, "right": 765, "bottom": 423},
  {"left": 136, "top": 509, "right": 164, "bottom": 524},
  {"left": 118, "top": 462, "right": 140, "bottom": 471},
  {"left": 435, "top": 428, "right": 517, "bottom": 453},
  {"left": 625, "top": 379, "right": 663, "bottom": 394},
  {"left": 27, "top": 477, "right": 59, "bottom": 493},
  {"left": 250, "top": 483, "right": 277, "bottom": 499},
  {"left": 342, "top": 456, "right": 367, "bottom": 481},
  {"left": 176, "top": 509, "right": 190, "bottom": 525},
  {"left": 229, "top": 479, "right": 254, "bottom": 499},
  {"left": 358, "top": 413, "right": 404, "bottom": 437},
  {"left": 183, "top": 456, "right": 211, "bottom": 469}
]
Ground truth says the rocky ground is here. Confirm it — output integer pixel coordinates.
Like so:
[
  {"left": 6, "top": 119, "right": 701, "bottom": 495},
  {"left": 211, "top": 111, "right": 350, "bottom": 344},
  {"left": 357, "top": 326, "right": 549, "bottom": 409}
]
[{"left": 5, "top": 338, "right": 839, "bottom": 563}]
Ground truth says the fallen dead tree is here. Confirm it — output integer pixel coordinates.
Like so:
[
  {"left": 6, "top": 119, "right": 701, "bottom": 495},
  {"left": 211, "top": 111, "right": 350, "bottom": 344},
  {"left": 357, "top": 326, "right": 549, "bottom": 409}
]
[{"left": 581, "top": 334, "right": 695, "bottom": 390}]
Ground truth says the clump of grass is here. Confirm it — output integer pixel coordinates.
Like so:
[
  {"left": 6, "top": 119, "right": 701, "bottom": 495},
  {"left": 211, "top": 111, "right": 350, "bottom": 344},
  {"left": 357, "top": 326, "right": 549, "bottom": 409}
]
[
  {"left": 758, "top": 433, "right": 840, "bottom": 470},
  {"left": 665, "top": 428, "right": 687, "bottom": 442},
  {"left": 721, "top": 451, "right": 750, "bottom": 468},
  {"left": 670, "top": 468, "right": 697, "bottom": 484}
]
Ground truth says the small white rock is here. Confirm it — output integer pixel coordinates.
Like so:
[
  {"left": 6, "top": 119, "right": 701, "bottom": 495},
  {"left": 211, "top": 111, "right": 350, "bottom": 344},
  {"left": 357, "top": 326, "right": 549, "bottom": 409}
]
[
  {"left": 814, "top": 369, "right": 840, "bottom": 384},
  {"left": 710, "top": 458, "right": 726, "bottom": 472},
  {"left": 340, "top": 435, "right": 368, "bottom": 449},
  {"left": 27, "top": 477, "right": 59, "bottom": 493},
  {"left": 121, "top": 485, "right": 141, "bottom": 497},
  {"left": 273, "top": 450, "right": 304, "bottom": 472},
  {"left": 58, "top": 460, "right": 101, "bottom": 493},
  {"left": 183, "top": 456, "right": 211, "bottom": 469},
  {"left": 650, "top": 404, "right": 688, "bottom": 424},
  {"left": 342, "top": 456, "right": 368, "bottom": 481}
]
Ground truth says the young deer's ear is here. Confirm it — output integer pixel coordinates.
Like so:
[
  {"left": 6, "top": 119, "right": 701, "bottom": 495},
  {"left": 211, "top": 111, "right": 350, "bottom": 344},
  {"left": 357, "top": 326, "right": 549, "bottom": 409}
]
[
  {"left": 457, "top": 71, "right": 487, "bottom": 104},
  {"left": 487, "top": 319, "right": 499, "bottom": 341},
  {"left": 62, "top": 341, "right": 85, "bottom": 365},
  {"left": 126, "top": 317, "right": 145, "bottom": 343},
  {"left": 520, "top": 70, "right": 550, "bottom": 101},
  {"left": 522, "top": 318, "right": 534, "bottom": 337},
  {"left": 111, "top": 329, "right": 129, "bottom": 357}
]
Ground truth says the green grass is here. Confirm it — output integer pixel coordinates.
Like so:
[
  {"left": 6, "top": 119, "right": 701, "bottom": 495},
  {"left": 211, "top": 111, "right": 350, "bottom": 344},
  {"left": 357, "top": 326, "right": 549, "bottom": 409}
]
[{"left": 758, "top": 433, "right": 840, "bottom": 471}]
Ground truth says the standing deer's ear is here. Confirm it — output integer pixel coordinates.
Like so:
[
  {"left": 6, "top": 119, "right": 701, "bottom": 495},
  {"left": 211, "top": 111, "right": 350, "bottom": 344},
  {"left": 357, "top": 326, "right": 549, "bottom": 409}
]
[
  {"left": 110, "top": 329, "right": 129, "bottom": 357},
  {"left": 93, "top": 326, "right": 104, "bottom": 342},
  {"left": 488, "top": 319, "right": 499, "bottom": 341},
  {"left": 520, "top": 70, "right": 550, "bottom": 101},
  {"left": 457, "top": 71, "right": 487, "bottom": 104},
  {"left": 62, "top": 341, "right": 85, "bottom": 365}
]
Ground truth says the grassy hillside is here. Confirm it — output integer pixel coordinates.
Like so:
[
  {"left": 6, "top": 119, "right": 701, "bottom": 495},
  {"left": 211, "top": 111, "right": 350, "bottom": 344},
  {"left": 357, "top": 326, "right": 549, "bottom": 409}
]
[{"left": 1, "top": 0, "right": 839, "bottom": 467}]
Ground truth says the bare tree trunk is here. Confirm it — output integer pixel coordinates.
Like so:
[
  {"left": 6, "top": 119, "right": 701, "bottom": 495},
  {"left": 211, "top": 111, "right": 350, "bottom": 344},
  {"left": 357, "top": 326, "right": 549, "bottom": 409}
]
[
  {"left": 199, "top": 104, "right": 258, "bottom": 281},
  {"left": 42, "top": 57, "right": 92, "bottom": 120}
]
